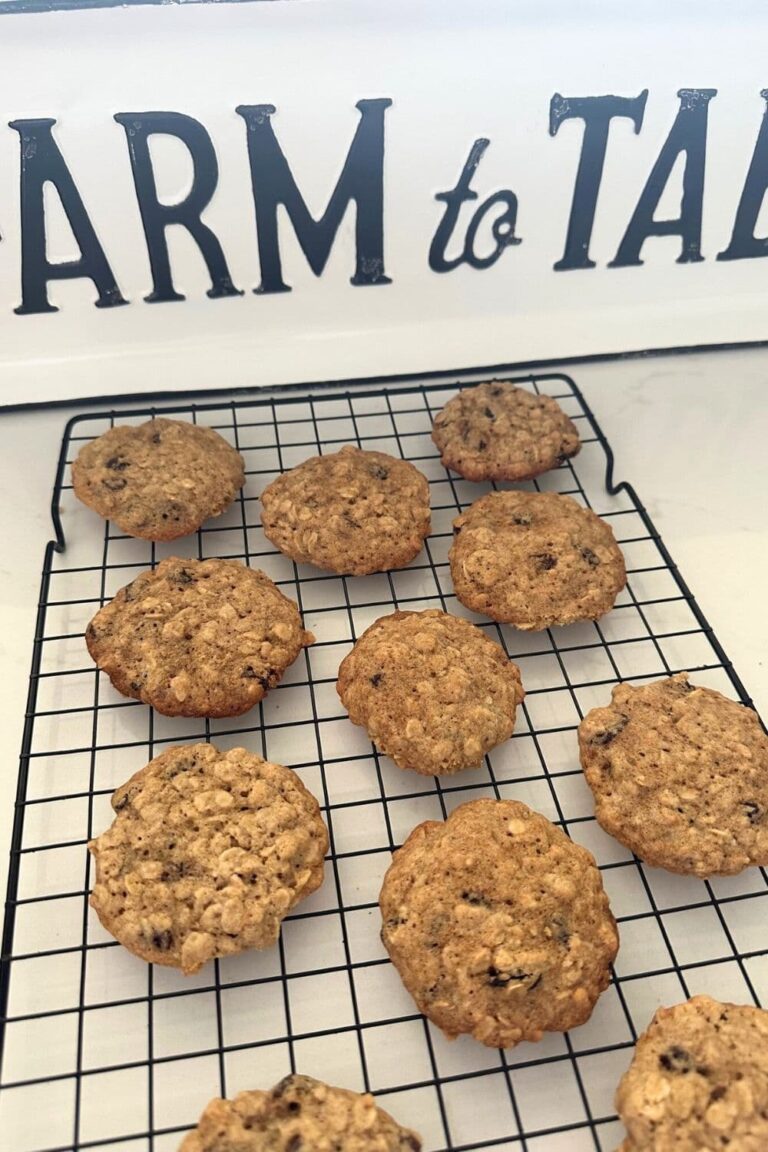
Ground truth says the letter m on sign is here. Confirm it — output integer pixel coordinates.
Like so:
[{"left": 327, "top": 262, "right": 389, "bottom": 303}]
[{"left": 236, "top": 99, "right": 392, "bottom": 293}]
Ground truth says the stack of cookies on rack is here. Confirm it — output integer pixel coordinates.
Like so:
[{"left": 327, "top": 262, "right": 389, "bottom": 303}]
[{"left": 71, "top": 385, "right": 768, "bottom": 1152}]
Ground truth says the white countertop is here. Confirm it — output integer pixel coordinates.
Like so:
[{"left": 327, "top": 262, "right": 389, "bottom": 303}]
[{"left": 1, "top": 348, "right": 767, "bottom": 903}]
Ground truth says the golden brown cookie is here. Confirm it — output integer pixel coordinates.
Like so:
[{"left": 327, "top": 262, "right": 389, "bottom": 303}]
[
  {"left": 72, "top": 417, "right": 245, "bottom": 541},
  {"left": 379, "top": 799, "right": 618, "bottom": 1048},
  {"left": 579, "top": 673, "right": 768, "bottom": 877},
  {"left": 431, "top": 381, "right": 580, "bottom": 482},
  {"left": 615, "top": 995, "right": 768, "bottom": 1151},
  {"left": 336, "top": 609, "right": 524, "bottom": 775},
  {"left": 86, "top": 557, "right": 312, "bottom": 718},
  {"left": 259, "top": 445, "right": 431, "bottom": 575},
  {"left": 450, "top": 490, "right": 625, "bottom": 629},
  {"left": 89, "top": 744, "right": 328, "bottom": 975},
  {"left": 179, "top": 1075, "right": 422, "bottom": 1151}
]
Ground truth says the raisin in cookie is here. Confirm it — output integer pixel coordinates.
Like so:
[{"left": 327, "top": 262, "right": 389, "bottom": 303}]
[
  {"left": 89, "top": 744, "right": 327, "bottom": 974},
  {"left": 337, "top": 609, "right": 524, "bottom": 775},
  {"left": 579, "top": 673, "right": 768, "bottom": 877},
  {"left": 259, "top": 446, "right": 430, "bottom": 575},
  {"left": 450, "top": 490, "right": 625, "bottom": 629},
  {"left": 615, "top": 995, "right": 768, "bottom": 1151},
  {"left": 380, "top": 799, "right": 618, "bottom": 1048},
  {"left": 86, "top": 557, "right": 312, "bottom": 718},
  {"left": 72, "top": 417, "right": 245, "bottom": 541},
  {"left": 431, "top": 381, "right": 580, "bottom": 482},
  {"left": 180, "top": 1074, "right": 421, "bottom": 1151}
]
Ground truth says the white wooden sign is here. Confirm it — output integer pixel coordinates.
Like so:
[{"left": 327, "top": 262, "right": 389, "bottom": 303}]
[{"left": 0, "top": 0, "right": 767, "bottom": 405}]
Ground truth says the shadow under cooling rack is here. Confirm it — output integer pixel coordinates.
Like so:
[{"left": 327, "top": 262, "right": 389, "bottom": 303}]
[{"left": 0, "top": 370, "right": 766, "bottom": 1152}]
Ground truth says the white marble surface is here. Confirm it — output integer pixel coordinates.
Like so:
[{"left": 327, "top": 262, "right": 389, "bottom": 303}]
[{"left": 1, "top": 347, "right": 766, "bottom": 905}]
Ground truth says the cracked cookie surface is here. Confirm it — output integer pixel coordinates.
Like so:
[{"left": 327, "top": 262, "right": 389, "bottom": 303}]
[
  {"left": 450, "top": 490, "right": 625, "bottom": 629},
  {"left": 379, "top": 799, "right": 618, "bottom": 1048},
  {"left": 431, "top": 381, "right": 580, "bottom": 482},
  {"left": 579, "top": 674, "right": 768, "bottom": 877},
  {"left": 337, "top": 610, "right": 524, "bottom": 775},
  {"left": 616, "top": 995, "right": 768, "bottom": 1151},
  {"left": 72, "top": 417, "right": 245, "bottom": 541},
  {"left": 259, "top": 445, "right": 431, "bottom": 575},
  {"left": 89, "top": 744, "right": 328, "bottom": 974},
  {"left": 86, "top": 557, "right": 313, "bottom": 718},
  {"left": 179, "top": 1074, "right": 422, "bottom": 1151}
]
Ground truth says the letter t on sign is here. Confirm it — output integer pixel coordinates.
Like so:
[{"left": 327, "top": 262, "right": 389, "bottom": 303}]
[
  {"left": 236, "top": 99, "right": 392, "bottom": 294},
  {"left": 550, "top": 92, "right": 648, "bottom": 271}
]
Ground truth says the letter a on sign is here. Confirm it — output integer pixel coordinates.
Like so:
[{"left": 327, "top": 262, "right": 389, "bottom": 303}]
[
  {"left": 610, "top": 89, "right": 717, "bottom": 267},
  {"left": 9, "top": 118, "right": 127, "bottom": 315}
]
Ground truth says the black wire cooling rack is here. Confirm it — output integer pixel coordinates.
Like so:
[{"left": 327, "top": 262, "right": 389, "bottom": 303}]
[{"left": 1, "top": 371, "right": 766, "bottom": 1152}]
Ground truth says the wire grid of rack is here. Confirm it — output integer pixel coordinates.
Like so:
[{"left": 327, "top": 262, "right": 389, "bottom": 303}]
[{"left": 1, "top": 370, "right": 766, "bottom": 1152}]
